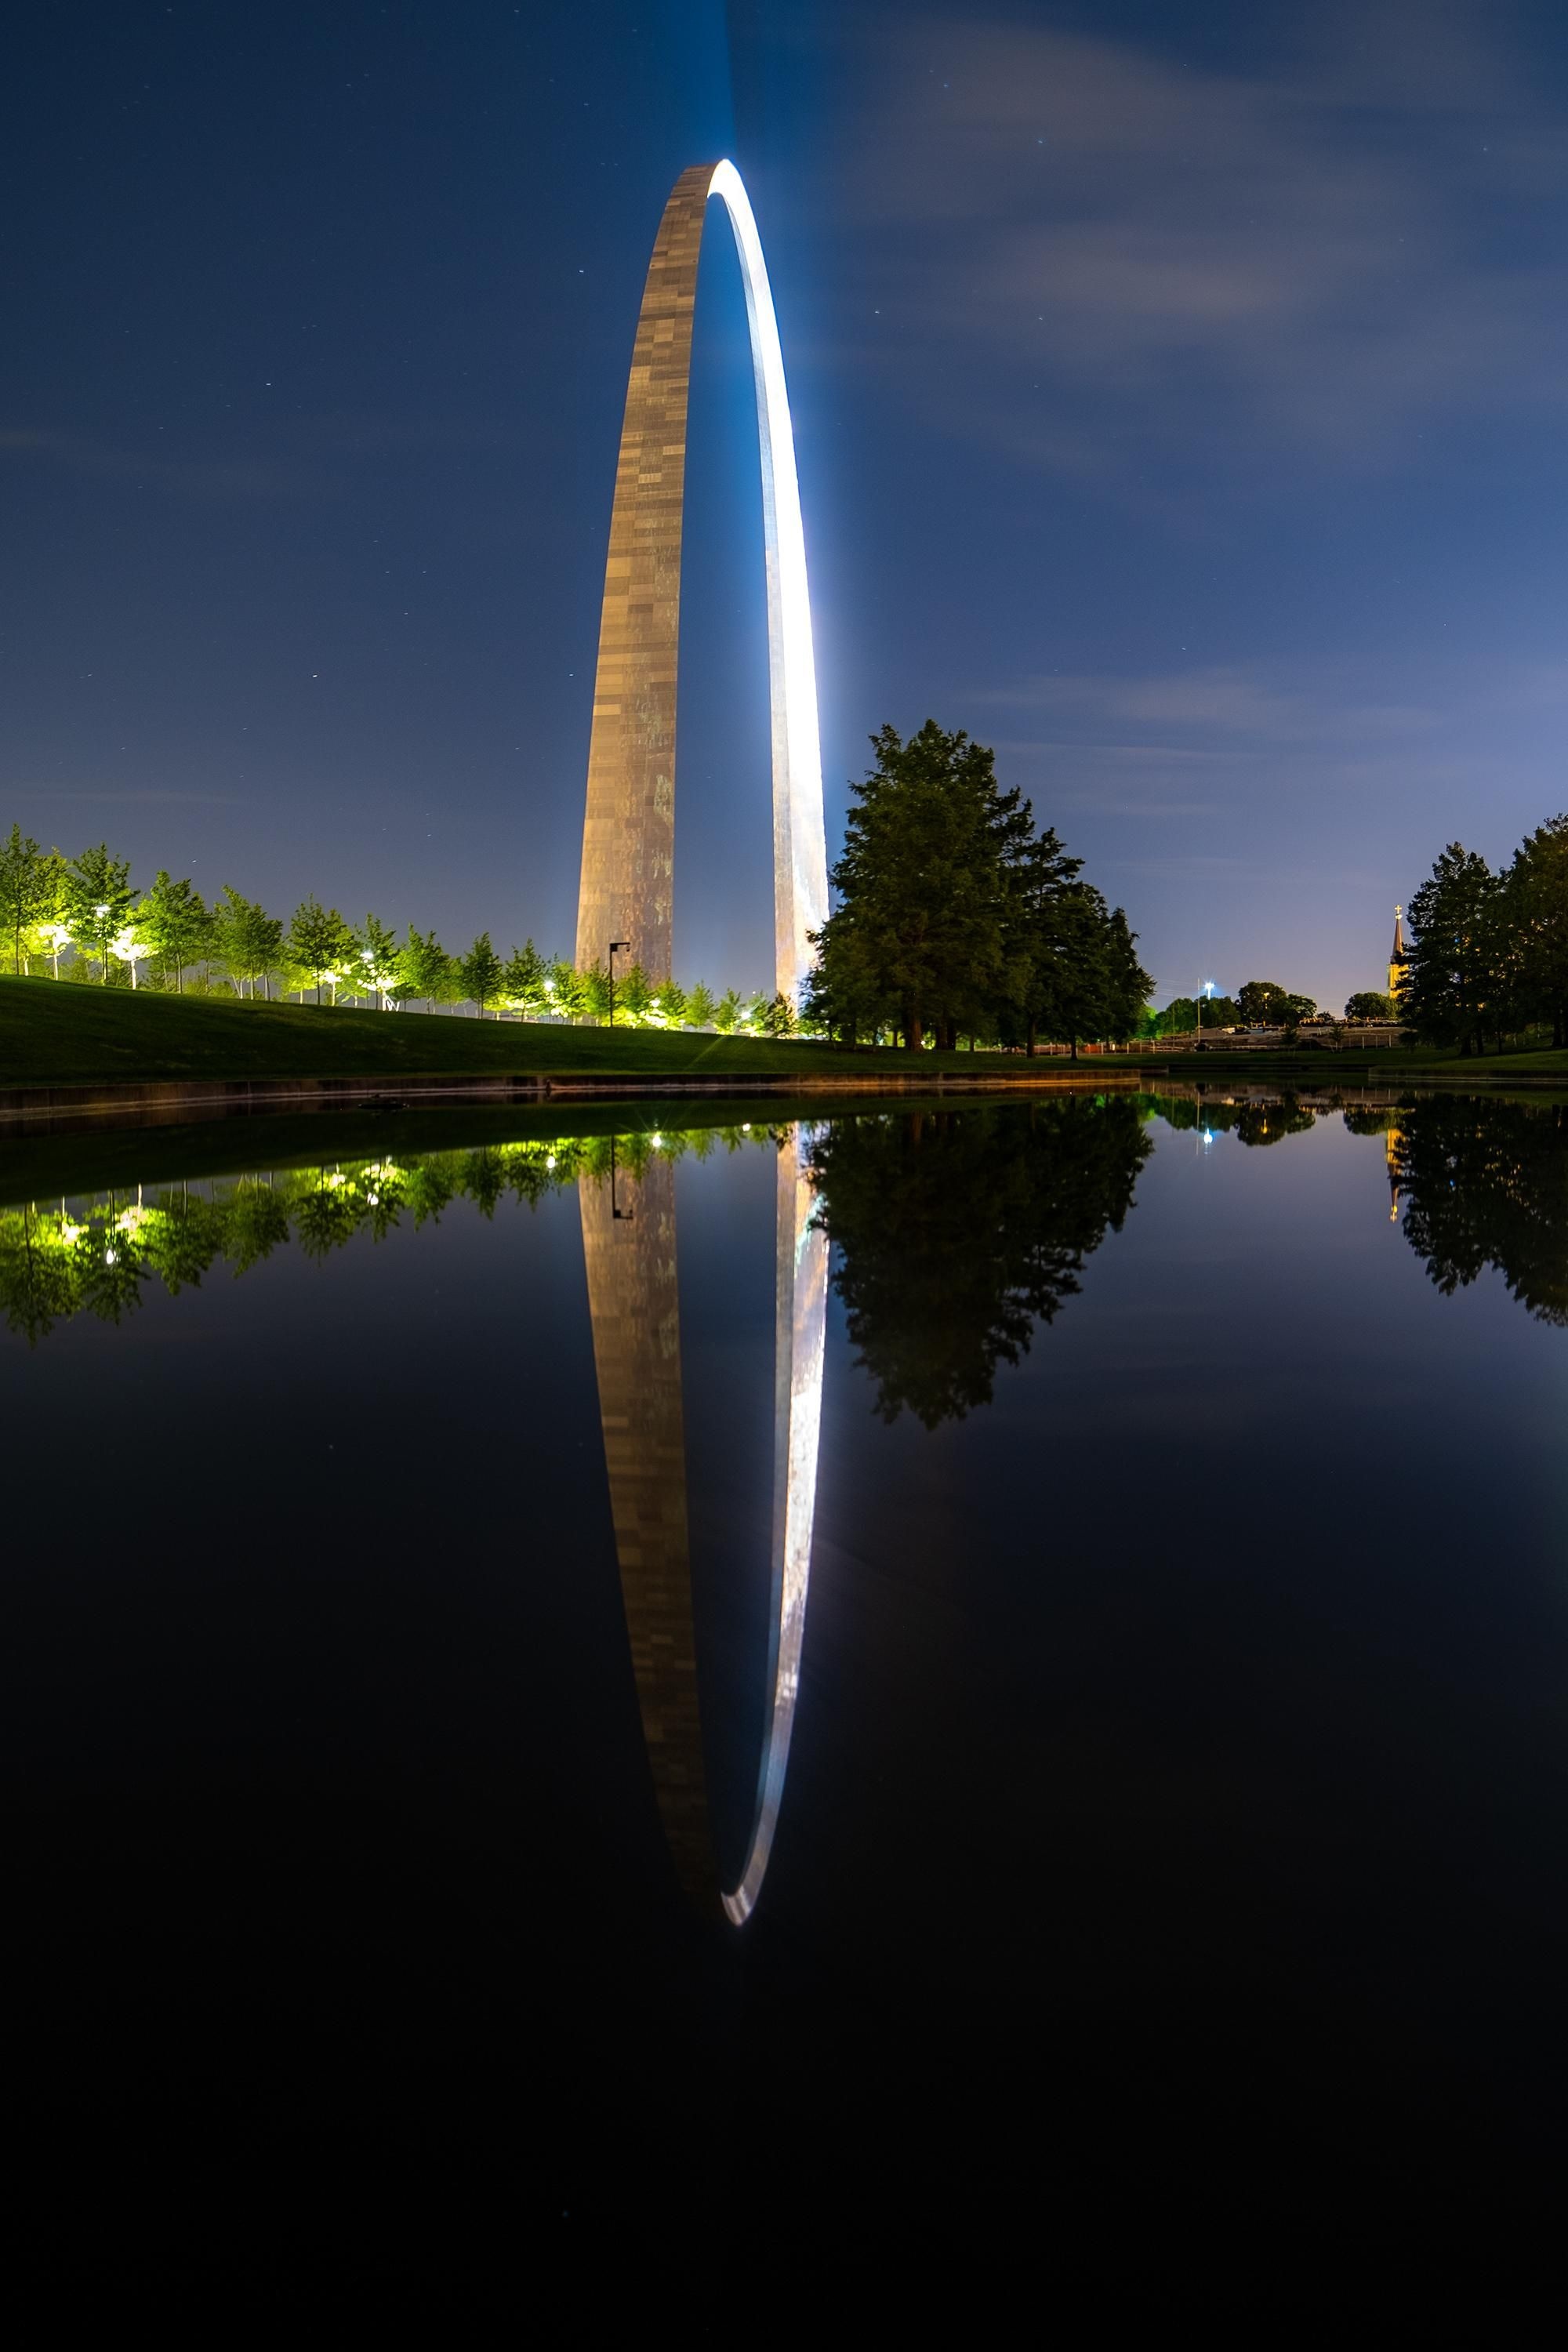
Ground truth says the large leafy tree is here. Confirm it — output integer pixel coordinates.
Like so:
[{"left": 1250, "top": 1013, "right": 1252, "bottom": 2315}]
[
  {"left": 212, "top": 887, "right": 284, "bottom": 998},
  {"left": 1504, "top": 815, "right": 1568, "bottom": 1046},
  {"left": 396, "top": 926, "right": 453, "bottom": 1011},
  {"left": 287, "top": 895, "right": 354, "bottom": 1004},
  {"left": 62, "top": 844, "right": 136, "bottom": 983},
  {"left": 459, "top": 931, "right": 504, "bottom": 1016},
  {"left": 139, "top": 870, "right": 212, "bottom": 994},
  {"left": 0, "top": 824, "right": 58, "bottom": 975},
  {"left": 503, "top": 938, "right": 549, "bottom": 1018},
  {"left": 1236, "top": 980, "right": 1316, "bottom": 1026},
  {"left": 1405, "top": 844, "right": 1504, "bottom": 1054},
  {"left": 1345, "top": 991, "right": 1398, "bottom": 1022},
  {"left": 810, "top": 722, "right": 1023, "bottom": 1051},
  {"left": 354, "top": 913, "right": 404, "bottom": 1009}
]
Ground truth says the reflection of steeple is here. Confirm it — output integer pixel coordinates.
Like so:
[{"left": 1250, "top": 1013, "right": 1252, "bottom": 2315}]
[
  {"left": 1386, "top": 1125, "right": 1403, "bottom": 1221},
  {"left": 579, "top": 1130, "right": 826, "bottom": 1926}
]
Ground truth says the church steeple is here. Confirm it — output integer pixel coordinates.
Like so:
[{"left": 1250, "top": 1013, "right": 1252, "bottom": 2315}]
[{"left": 1388, "top": 905, "right": 1407, "bottom": 1004}]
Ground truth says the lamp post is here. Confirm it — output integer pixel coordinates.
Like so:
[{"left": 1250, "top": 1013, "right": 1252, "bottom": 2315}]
[{"left": 608, "top": 938, "right": 630, "bottom": 1028}]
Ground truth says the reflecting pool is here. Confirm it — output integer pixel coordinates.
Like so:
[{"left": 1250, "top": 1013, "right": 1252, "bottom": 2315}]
[{"left": 5, "top": 1088, "right": 1566, "bottom": 2288}]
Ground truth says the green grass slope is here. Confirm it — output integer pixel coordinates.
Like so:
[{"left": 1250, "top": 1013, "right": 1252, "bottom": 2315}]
[{"left": 0, "top": 973, "right": 1035, "bottom": 1087}]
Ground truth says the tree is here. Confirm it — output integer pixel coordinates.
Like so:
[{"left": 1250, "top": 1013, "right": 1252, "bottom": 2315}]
[
  {"left": 286, "top": 896, "right": 353, "bottom": 1004},
  {"left": 998, "top": 822, "right": 1083, "bottom": 1054},
  {"left": 0, "top": 825, "right": 56, "bottom": 975},
  {"left": 459, "top": 931, "right": 504, "bottom": 1016},
  {"left": 550, "top": 959, "right": 593, "bottom": 1023},
  {"left": 684, "top": 980, "right": 717, "bottom": 1029},
  {"left": 1236, "top": 980, "right": 1315, "bottom": 1027},
  {"left": 1405, "top": 844, "right": 1504, "bottom": 1054},
  {"left": 1393, "top": 1097, "right": 1568, "bottom": 1323},
  {"left": 614, "top": 960, "right": 652, "bottom": 1025},
  {"left": 62, "top": 844, "right": 136, "bottom": 984},
  {"left": 811, "top": 722, "right": 1022, "bottom": 1051},
  {"left": 397, "top": 926, "right": 452, "bottom": 1011},
  {"left": 713, "top": 987, "right": 742, "bottom": 1034},
  {"left": 138, "top": 871, "right": 212, "bottom": 994},
  {"left": 653, "top": 977, "right": 688, "bottom": 1028},
  {"left": 1345, "top": 991, "right": 1397, "bottom": 1022},
  {"left": 212, "top": 887, "right": 284, "bottom": 999},
  {"left": 1505, "top": 815, "right": 1568, "bottom": 1046},
  {"left": 356, "top": 913, "right": 403, "bottom": 1009},
  {"left": 503, "top": 938, "right": 549, "bottom": 1019},
  {"left": 759, "top": 991, "right": 797, "bottom": 1037}
]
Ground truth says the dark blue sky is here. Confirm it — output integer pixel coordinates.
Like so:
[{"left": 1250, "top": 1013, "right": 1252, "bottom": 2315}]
[{"left": 5, "top": 0, "right": 1568, "bottom": 1007}]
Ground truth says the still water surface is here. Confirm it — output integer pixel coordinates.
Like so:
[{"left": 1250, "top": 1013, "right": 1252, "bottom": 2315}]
[{"left": 5, "top": 1090, "right": 1566, "bottom": 2284}]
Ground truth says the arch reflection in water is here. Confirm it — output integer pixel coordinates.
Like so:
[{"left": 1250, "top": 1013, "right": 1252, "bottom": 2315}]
[{"left": 578, "top": 1126, "right": 826, "bottom": 1924}]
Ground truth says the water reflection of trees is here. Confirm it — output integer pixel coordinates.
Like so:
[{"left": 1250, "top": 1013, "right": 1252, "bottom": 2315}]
[
  {"left": 808, "top": 1099, "right": 1152, "bottom": 1428},
  {"left": 0, "top": 1126, "right": 775, "bottom": 1345},
  {"left": 1150, "top": 1093, "right": 1323, "bottom": 1147},
  {"left": 1390, "top": 1097, "right": 1568, "bottom": 1324}
]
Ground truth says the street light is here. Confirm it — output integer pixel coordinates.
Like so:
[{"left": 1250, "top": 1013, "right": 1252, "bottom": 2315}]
[{"left": 608, "top": 938, "right": 630, "bottom": 1027}]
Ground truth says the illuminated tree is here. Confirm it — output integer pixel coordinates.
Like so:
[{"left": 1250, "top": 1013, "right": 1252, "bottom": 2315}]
[
  {"left": 397, "top": 926, "right": 453, "bottom": 1012},
  {"left": 684, "top": 980, "right": 716, "bottom": 1029},
  {"left": 212, "top": 887, "right": 285, "bottom": 999},
  {"left": 63, "top": 844, "right": 136, "bottom": 984},
  {"left": 713, "top": 988, "right": 742, "bottom": 1034},
  {"left": 287, "top": 895, "right": 354, "bottom": 1004},
  {"left": 459, "top": 931, "right": 504, "bottom": 1017},
  {"left": 503, "top": 938, "right": 549, "bottom": 1018},
  {"left": 354, "top": 913, "right": 404, "bottom": 1009},
  {"left": 0, "top": 825, "right": 56, "bottom": 975},
  {"left": 139, "top": 871, "right": 212, "bottom": 994}
]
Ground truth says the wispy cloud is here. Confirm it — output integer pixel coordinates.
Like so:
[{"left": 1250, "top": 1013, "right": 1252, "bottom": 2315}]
[
  {"left": 0, "top": 426, "right": 326, "bottom": 503},
  {"left": 835, "top": 5, "right": 1568, "bottom": 470},
  {"left": 5, "top": 787, "right": 241, "bottom": 804}
]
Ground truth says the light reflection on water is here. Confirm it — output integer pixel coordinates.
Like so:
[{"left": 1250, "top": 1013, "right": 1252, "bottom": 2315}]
[{"left": 4, "top": 1088, "right": 1567, "bottom": 2275}]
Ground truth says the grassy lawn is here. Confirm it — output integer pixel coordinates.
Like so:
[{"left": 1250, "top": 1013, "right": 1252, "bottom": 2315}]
[
  {"left": 0, "top": 973, "right": 1050, "bottom": 1087},
  {"left": 7, "top": 973, "right": 1568, "bottom": 1093}
]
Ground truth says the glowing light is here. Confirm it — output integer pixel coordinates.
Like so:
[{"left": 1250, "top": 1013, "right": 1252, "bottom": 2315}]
[
  {"left": 546, "top": 1155, "right": 557, "bottom": 1171},
  {"left": 723, "top": 1127, "right": 827, "bottom": 1926},
  {"left": 649, "top": 1132, "right": 662, "bottom": 1148},
  {"left": 103, "top": 1248, "right": 117, "bottom": 1265},
  {"left": 704, "top": 161, "right": 829, "bottom": 1003}
]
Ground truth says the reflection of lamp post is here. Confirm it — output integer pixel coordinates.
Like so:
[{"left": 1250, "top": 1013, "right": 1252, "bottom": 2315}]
[
  {"left": 610, "top": 1135, "right": 633, "bottom": 1221},
  {"left": 608, "top": 939, "right": 630, "bottom": 1027}
]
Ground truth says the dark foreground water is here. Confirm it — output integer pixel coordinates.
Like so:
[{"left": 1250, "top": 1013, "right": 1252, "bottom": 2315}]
[{"left": 4, "top": 1087, "right": 1566, "bottom": 2298}]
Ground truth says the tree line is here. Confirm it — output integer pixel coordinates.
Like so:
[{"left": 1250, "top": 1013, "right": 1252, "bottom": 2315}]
[
  {"left": 1400, "top": 818, "right": 1568, "bottom": 1053},
  {"left": 2, "top": 723, "right": 1156, "bottom": 1051},
  {"left": 0, "top": 825, "right": 796, "bottom": 1033}
]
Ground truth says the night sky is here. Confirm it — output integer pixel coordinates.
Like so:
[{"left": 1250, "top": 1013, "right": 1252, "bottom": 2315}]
[{"left": 6, "top": 0, "right": 1568, "bottom": 1008}]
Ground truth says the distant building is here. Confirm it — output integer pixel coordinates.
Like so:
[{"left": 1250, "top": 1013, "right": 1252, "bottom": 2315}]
[{"left": 1388, "top": 906, "right": 1408, "bottom": 1005}]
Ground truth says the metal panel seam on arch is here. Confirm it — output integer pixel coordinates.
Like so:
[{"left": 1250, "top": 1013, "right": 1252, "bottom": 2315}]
[{"left": 575, "top": 160, "right": 829, "bottom": 1004}]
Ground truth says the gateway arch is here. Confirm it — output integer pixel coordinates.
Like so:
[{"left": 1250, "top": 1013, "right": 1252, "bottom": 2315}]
[
  {"left": 575, "top": 161, "right": 829, "bottom": 1004},
  {"left": 579, "top": 1126, "right": 828, "bottom": 1924}
]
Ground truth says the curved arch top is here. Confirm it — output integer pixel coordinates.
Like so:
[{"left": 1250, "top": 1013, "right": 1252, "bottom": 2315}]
[{"left": 575, "top": 161, "right": 829, "bottom": 1004}]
